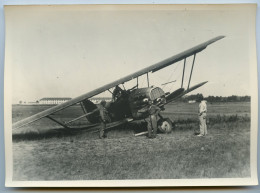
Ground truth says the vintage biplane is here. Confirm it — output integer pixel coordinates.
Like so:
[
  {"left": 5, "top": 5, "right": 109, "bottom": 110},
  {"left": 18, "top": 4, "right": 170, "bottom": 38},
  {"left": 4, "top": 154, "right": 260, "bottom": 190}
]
[{"left": 13, "top": 36, "right": 225, "bottom": 134}]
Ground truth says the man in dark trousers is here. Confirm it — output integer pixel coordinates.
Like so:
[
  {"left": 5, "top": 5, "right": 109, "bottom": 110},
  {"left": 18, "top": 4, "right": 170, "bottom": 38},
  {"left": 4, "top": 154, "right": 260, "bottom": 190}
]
[
  {"left": 99, "top": 100, "right": 111, "bottom": 139},
  {"left": 147, "top": 104, "right": 161, "bottom": 138}
]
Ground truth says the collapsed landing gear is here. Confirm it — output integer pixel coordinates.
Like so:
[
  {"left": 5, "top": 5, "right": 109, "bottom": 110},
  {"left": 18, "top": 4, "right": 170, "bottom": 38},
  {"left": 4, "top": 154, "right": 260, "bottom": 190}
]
[{"left": 157, "top": 118, "right": 173, "bottom": 133}]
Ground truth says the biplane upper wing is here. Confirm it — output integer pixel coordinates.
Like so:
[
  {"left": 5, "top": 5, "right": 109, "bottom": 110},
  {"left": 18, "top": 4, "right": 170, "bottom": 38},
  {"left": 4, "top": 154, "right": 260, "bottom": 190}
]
[{"left": 13, "top": 36, "right": 224, "bottom": 129}]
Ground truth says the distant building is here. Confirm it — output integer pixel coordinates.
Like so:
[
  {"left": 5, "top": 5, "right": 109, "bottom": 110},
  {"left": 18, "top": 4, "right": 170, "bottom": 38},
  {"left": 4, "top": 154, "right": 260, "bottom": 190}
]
[
  {"left": 188, "top": 100, "right": 196, "bottom": 104},
  {"left": 90, "top": 97, "right": 111, "bottom": 104},
  {"left": 39, "top": 97, "right": 72, "bottom": 105},
  {"left": 28, "top": 102, "right": 38, "bottom": 105},
  {"left": 37, "top": 97, "right": 111, "bottom": 105}
]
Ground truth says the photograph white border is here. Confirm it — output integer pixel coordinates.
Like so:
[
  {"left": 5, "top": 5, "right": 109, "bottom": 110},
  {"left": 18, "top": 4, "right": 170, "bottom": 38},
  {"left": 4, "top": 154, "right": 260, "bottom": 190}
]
[{"left": 2, "top": 0, "right": 259, "bottom": 188}]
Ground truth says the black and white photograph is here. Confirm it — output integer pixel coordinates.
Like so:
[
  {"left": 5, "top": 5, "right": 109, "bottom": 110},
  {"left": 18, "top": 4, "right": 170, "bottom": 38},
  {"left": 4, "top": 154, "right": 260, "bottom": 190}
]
[{"left": 4, "top": 4, "right": 258, "bottom": 187}]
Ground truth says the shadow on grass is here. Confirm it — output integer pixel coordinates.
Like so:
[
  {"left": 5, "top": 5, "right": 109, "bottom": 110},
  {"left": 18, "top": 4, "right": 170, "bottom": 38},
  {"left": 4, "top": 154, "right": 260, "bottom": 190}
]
[
  {"left": 12, "top": 115, "right": 250, "bottom": 142},
  {"left": 12, "top": 124, "right": 99, "bottom": 142},
  {"left": 12, "top": 122, "right": 146, "bottom": 142}
]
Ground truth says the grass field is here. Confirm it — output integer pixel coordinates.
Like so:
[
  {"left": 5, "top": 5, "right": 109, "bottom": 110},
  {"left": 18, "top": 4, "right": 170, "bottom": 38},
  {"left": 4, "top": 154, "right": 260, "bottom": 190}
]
[{"left": 11, "top": 102, "right": 251, "bottom": 180}]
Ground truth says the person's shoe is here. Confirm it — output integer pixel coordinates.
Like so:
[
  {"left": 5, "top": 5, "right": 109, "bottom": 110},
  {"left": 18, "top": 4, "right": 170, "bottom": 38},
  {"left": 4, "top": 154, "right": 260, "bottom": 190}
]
[{"left": 197, "top": 134, "right": 203, "bottom": 137}]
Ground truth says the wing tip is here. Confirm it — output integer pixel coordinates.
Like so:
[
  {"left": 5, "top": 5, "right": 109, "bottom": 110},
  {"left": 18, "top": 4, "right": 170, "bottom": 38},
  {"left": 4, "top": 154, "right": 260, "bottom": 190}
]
[
  {"left": 204, "top": 36, "right": 225, "bottom": 49},
  {"left": 211, "top": 35, "right": 226, "bottom": 43},
  {"left": 218, "top": 35, "right": 226, "bottom": 39}
]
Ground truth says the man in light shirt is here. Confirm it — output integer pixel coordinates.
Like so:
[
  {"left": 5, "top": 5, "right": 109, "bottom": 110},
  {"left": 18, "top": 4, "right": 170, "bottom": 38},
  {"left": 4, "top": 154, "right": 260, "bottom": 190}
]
[{"left": 197, "top": 98, "right": 207, "bottom": 136}]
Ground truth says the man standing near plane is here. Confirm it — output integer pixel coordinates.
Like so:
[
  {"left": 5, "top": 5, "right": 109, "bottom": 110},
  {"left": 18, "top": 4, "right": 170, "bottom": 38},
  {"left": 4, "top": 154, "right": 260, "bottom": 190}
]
[
  {"left": 197, "top": 98, "right": 207, "bottom": 136},
  {"left": 147, "top": 103, "right": 161, "bottom": 138},
  {"left": 99, "top": 100, "right": 111, "bottom": 139}
]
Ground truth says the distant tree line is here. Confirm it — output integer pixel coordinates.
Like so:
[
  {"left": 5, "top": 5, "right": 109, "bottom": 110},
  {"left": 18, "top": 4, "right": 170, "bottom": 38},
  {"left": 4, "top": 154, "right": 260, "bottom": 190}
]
[{"left": 181, "top": 94, "right": 250, "bottom": 102}]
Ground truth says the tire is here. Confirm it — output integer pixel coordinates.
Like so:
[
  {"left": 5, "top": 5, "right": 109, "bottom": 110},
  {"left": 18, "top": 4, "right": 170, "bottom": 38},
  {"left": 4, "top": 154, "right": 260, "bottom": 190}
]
[{"left": 157, "top": 118, "right": 173, "bottom": 133}]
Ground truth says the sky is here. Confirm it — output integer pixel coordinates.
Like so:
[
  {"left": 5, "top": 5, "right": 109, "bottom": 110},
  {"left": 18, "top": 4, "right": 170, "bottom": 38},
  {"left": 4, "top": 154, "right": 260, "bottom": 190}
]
[{"left": 4, "top": 4, "right": 257, "bottom": 103}]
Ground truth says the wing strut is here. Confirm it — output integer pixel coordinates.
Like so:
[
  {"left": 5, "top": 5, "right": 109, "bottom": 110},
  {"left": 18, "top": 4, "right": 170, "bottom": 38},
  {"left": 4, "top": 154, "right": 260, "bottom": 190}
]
[
  {"left": 122, "top": 84, "right": 126, "bottom": 90},
  {"left": 46, "top": 115, "right": 70, "bottom": 129},
  {"left": 65, "top": 109, "right": 99, "bottom": 125},
  {"left": 188, "top": 54, "right": 196, "bottom": 89},
  {"left": 147, "top": 73, "right": 150, "bottom": 87},
  {"left": 181, "top": 58, "right": 186, "bottom": 88}
]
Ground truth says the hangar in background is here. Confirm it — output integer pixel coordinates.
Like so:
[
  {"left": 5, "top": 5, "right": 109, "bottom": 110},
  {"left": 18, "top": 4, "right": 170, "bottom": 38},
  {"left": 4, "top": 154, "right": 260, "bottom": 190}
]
[
  {"left": 39, "top": 97, "right": 72, "bottom": 105},
  {"left": 38, "top": 97, "right": 111, "bottom": 105}
]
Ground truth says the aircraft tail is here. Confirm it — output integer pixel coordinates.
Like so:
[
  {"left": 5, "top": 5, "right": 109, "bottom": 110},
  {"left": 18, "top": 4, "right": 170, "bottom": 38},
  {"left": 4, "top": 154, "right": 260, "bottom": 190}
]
[{"left": 80, "top": 100, "right": 100, "bottom": 123}]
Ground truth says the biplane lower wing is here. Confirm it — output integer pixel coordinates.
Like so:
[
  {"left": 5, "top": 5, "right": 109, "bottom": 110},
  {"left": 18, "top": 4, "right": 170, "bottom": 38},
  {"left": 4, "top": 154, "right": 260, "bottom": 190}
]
[
  {"left": 164, "top": 81, "right": 209, "bottom": 104},
  {"left": 13, "top": 36, "right": 224, "bottom": 129}
]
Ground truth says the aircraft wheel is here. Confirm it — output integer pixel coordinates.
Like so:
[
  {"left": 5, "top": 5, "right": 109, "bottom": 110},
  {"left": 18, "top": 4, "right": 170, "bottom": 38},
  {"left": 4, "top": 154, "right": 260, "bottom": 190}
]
[{"left": 158, "top": 118, "right": 173, "bottom": 133}]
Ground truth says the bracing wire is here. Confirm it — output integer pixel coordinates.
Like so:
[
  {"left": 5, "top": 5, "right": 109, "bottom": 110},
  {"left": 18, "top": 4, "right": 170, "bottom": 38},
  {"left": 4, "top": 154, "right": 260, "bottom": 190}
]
[
  {"left": 161, "top": 64, "right": 178, "bottom": 90},
  {"left": 162, "top": 61, "right": 182, "bottom": 91},
  {"left": 169, "top": 68, "right": 183, "bottom": 92}
]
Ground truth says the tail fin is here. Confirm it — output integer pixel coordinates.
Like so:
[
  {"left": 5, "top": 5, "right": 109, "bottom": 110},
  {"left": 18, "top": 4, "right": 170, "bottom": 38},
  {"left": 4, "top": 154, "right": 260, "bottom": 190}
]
[{"left": 80, "top": 100, "right": 100, "bottom": 123}]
